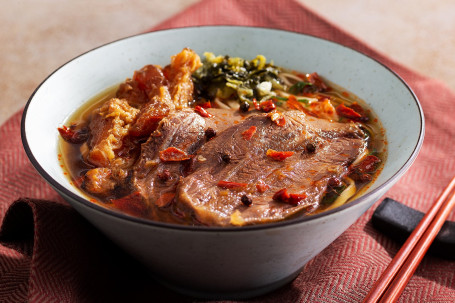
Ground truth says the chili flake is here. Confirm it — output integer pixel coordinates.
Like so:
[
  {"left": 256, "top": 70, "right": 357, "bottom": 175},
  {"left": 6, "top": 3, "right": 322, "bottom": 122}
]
[
  {"left": 336, "top": 104, "right": 362, "bottom": 120},
  {"left": 217, "top": 180, "right": 248, "bottom": 189},
  {"left": 194, "top": 105, "right": 213, "bottom": 118},
  {"left": 266, "top": 149, "right": 294, "bottom": 161},
  {"left": 256, "top": 180, "right": 270, "bottom": 193},
  {"left": 273, "top": 189, "right": 306, "bottom": 205},
  {"left": 267, "top": 111, "right": 286, "bottom": 126},
  {"left": 242, "top": 126, "right": 257, "bottom": 140},
  {"left": 273, "top": 188, "right": 290, "bottom": 202},
  {"left": 58, "top": 125, "right": 88, "bottom": 144},
  {"left": 259, "top": 100, "right": 276, "bottom": 112},
  {"left": 159, "top": 147, "right": 192, "bottom": 162},
  {"left": 252, "top": 99, "right": 260, "bottom": 110}
]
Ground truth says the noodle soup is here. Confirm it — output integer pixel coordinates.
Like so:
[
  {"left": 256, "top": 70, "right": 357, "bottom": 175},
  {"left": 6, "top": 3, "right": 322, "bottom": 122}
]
[{"left": 58, "top": 49, "right": 386, "bottom": 226}]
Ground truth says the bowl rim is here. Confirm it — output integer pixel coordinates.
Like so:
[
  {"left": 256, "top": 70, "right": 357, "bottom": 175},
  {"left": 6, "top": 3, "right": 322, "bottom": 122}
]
[{"left": 21, "top": 25, "right": 425, "bottom": 232}]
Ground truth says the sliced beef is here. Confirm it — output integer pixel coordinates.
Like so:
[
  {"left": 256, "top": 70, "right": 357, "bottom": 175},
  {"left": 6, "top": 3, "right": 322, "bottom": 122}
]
[
  {"left": 131, "top": 108, "right": 246, "bottom": 223},
  {"left": 174, "top": 110, "right": 367, "bottom": 226}
]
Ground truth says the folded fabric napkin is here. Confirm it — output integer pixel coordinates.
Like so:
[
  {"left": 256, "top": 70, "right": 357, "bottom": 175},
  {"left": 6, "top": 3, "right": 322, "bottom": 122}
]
[{"left": 1, "top": 0, "right": 454, "bottom": 302}]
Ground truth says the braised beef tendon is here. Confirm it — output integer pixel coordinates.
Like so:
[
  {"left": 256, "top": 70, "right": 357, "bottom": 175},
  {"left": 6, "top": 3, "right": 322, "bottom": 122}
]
[{"left": 175, "top": 111, "right": 367, "bottom": 226}]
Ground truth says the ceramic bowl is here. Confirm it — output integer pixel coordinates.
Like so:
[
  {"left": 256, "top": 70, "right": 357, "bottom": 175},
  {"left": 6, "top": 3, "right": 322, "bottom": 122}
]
[{"left": 21, "top": 26, "right": 424, "bottom": 299}]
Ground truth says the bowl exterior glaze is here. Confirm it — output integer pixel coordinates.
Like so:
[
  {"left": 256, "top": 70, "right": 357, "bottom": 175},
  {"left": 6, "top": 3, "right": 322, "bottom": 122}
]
[{"left": 22, "top": 26, "right": 424, "bottom": 298}]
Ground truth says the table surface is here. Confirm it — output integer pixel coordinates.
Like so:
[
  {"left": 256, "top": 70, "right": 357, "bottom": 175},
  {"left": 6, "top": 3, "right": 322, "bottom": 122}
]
[{"left": 1, "top": 0, "right": 454, "bottom": 126}]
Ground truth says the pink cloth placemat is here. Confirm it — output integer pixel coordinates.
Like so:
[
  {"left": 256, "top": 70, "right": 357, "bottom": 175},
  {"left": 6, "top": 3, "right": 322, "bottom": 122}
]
[{"left": 1, "top": 0, "right": 454, "bottom": 302}]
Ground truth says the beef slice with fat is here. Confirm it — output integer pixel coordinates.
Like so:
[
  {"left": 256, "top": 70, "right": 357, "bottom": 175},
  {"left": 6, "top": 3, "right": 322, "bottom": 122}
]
[
  {"left": 132, "top": 108, "right": 247, "bottom": 222},
  {"left": 175, "top": 110, "right": 367, "bottom": 226}
]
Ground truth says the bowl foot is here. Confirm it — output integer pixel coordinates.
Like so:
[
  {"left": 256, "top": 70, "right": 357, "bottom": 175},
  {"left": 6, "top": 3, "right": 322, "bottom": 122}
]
[{"left": 156, "top": 267, "right": 303, "bottom": 300}]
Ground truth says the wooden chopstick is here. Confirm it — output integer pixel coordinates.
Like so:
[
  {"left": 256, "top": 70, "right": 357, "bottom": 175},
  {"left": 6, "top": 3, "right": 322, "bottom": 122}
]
[{"left": 363, "top": 176, "right": 455, "bottom": 303}]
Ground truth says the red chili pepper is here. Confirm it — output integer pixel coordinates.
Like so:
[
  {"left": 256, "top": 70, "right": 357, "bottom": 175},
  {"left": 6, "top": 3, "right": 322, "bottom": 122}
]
[
  {"left": 286, "top": 95, "right": 306, "bottom": 112},
  {"left": 256, "top": 180, "right": 270, "bottom": 193},
  {"left": 273, "top": 189, "right": 306, "bottom": 205},
  {"left": 348, "top": 102, "right": 365, "bottom": 116},
  {"left": 159, "top": 147, "right": 192, "bottom": 162},
  {"left": 253, "top": 99, "right": 260, "bottom": 110},
  {"left": 273, "top": 188, "right": 290, "bottom": 202},
  {"left": 242, "top": 126, "right": 257, "bottom": 140},
  {"left": 200, "top": 101, "right": 212, "bottom": 108},
  {"left": 111, "top": 192, "right": 146, "bottom": 217},
  {"left": 217, "top": 180, "right": 248, "bottom": 189},
  {"left": 336, "top": 104, "right": 362, "bottom": 120},
  {"left": 266, "top": 149, "right": 294, "bottom": 161},
  {"left": 306, "top": 72, "right": 329, "bottom": 92},
  {"left": 58, "top": 125, "right": 88, "bottom": 144},
  {"left": 259, "top": 100, "right": 276, "bottom": 112},
  {"left": 194, "top": 105, "right": 213, "bottom": 118},
  {"left": 288, "top": 193, "right": 307, "bottom": 205},
  {"left": 349, "top": 155, "right": 381, "bottom": 182},
  {"left": 267, "top": 111, "right": 286, "bottom": 127}
]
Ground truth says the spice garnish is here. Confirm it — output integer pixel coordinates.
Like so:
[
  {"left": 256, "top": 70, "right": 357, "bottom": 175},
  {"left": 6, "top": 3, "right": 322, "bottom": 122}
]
[
  {"left": 336, "top": 104, "right": 362, "bottom": 120},
  {"left": 273, "top": 188, "right": 290, "bottom": 202},
  {"left": 217, "top": 180, "right": 248, "bottom": 189},
  {"left": 241, "top": 195, "right": 253, "bottom": 206},
  {"left": 58, "top": 124, "right": 88, "bottom": 144},
  {"left": 256, "top": 180, "right": 270, "bottom": 193},
  {"left": 252, "top": 99, "right": 260, "bottom": 110},
  {"left": 266, "top": 149, "right": 294, "bottom": 161},
  {"left": 259, "top": 100, "right": 276, "bottom": 112},
  {"left": 286, "top": 95, "right": 306, "bottom": 112},
  {"left": 288, "top": 193, "right": 307, "bottom": 205},
  {"left": 221, "top": 153, "right": 231, "bottom": 163},
  {"left": 199, "top": 101, "right": 212, "bottom": 108},
  {"left": 273, "top": 188, "right": 306, "bottom": 205},
  {"left": 348, "top": 155, "right": 381, "bottom": 182},
  {"left": 205, "top": 127, "right": 217, "bottom": 140},
  {"left": 159, "top": 147, "right": 192, "bottom": 162},
  {"left": 194, "top": 105, "right": 213, "bottom": 118},
  {"left": 242, "top": 126, "right": 257, "bottom": 140},
  {"left": 267, "top": 111, "right": 286, "bottom": 126}
]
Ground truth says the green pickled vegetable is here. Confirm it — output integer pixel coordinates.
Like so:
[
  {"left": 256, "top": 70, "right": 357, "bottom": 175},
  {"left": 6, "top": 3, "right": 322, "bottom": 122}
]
[{"left": 192, "top": 52, "right": 284, "bottom": 103}]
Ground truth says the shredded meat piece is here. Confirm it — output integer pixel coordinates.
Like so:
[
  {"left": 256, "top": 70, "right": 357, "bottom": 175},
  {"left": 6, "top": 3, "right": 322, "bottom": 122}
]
[
  {"left": 83, "top": 168, "right": 116, "bottom": 196},
  {"left": 87, "top": 98, "right": 139, "bottom": 167},
  {"left": 129, "top": 86, "right": 173, "bottom": 138},
  {"left": 116, "top": 79, "right": 148, "bottom": 107},
  {"left": 166, "top": 48, "right": 202, "bottom": 108}
]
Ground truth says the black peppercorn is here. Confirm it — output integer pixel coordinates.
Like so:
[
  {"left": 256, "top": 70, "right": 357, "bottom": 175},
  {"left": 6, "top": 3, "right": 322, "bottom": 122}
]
[
  {"left": 305, "top": 142, "right": 316, "bottom": 153},
  {"left": 205, "top": 127, "right": 216, "bottom": 140},
  {"left": 221, "top": 153, "right": 231, "bottom": 164},
  {"left": 241, "top": 194, "right": 252, "bottom": 206},
  {"left": 239, "top": 101, "right": 250, "bottom": 112}
]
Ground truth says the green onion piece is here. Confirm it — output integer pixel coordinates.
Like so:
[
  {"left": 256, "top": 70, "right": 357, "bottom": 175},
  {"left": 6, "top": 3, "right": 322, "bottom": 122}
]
[{"left": 289, "top": 81, "right": 313, "bottom": 94}]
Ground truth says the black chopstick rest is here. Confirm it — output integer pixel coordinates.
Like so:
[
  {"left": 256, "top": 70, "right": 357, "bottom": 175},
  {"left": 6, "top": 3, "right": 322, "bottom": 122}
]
[{"left": 371, "top": 198, "right": 455, "bottom": 259}]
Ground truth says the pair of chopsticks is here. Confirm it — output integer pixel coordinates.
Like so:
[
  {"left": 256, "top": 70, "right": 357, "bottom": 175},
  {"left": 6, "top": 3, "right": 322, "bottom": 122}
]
[{"left": 363, "top": 176, "right": 455, "bottom": 303}]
